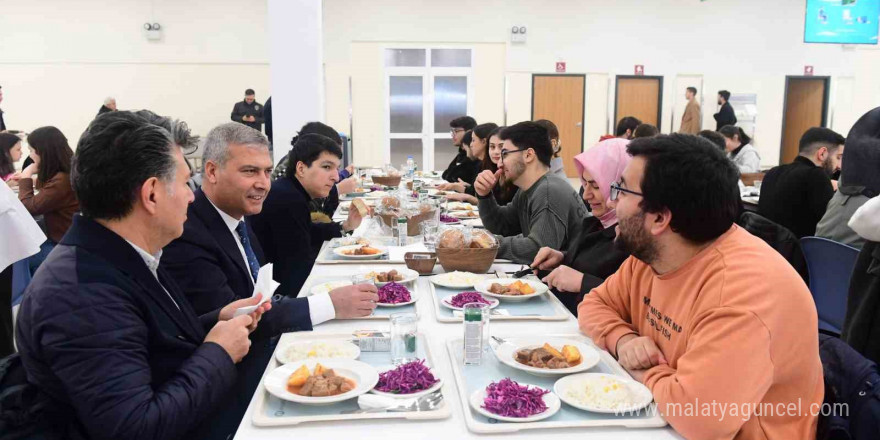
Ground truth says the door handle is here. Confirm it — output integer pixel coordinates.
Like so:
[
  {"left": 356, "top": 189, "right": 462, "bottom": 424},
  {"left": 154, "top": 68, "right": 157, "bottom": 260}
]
[{"left": 575, "top": 122, "right": 583, "bottom": 127}]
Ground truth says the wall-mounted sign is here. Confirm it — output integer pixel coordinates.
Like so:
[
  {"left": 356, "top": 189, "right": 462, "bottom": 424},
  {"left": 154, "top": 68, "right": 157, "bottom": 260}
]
[
  {"left": 804, "top": 65, "right": 814, "bottom": 76},
  {"left": 634, "top": 65, "right": 645, "bottom": 75},
  {"left": 555, "top": 62, "right": 566, "bottom": 73}
]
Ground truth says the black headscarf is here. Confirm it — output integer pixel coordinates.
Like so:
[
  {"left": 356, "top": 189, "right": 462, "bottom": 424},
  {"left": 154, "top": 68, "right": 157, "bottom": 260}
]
[{"left": 840, "top": 106, "right": 880, "bottom": 198}]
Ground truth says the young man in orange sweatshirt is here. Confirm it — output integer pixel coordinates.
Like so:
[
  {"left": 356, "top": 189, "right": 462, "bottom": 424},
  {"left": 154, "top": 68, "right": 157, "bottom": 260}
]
[{"left": 578, "top": 134, "right": 824, "bottom": 439}]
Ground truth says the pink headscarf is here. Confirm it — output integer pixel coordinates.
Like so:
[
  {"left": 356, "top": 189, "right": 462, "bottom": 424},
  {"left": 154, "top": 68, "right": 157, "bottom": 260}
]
[{"left": 573, "top": 138, "right": 632, "bottom": 229}]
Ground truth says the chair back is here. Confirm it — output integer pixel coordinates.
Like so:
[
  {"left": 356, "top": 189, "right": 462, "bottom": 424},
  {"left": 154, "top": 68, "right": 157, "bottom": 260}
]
[{"left": 801, "top": 237, "right": 860, "bottom": 334}]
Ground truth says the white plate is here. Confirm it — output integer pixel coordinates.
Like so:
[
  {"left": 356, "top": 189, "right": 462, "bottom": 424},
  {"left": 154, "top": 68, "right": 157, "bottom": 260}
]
[
  {"left": 371, "top": 377, "right": 443, "bottom": 399},
  {"left": 264, "top": 359, "right": 379, "bottom": 406},
  {"left": 492, "top": 337, "right": 601, "bottom": 377},
  {"left": 447, "top": 202, "right": 478, "bottom": 212},
  {"left": 333, "top": 245, "right": 388, "bottom": 260},
  {"left": 440, "top": 293, "right": 500, "bottom": 311},
  {"left": 469, "top": 385, "right": 560, "bottom": 423},
  {"left": 475, "top": 278, "right": 548, "bottom": 302},
  {"left": 449, "top": 211, "right": 481, "bottom": 219},
  {"left": 310, "top": 280, "right": 353, "bottom": 296},
  {"left": 364, "top": 191, "right": 391, "bottom": 199},
  {"left": 430, "top": 271, "right": 487, "bottom": 289},
  {"left": 275, "top": 340, "right": 361, "bottom": 364},
  {"left": 362, "top": 268, "right": 420, "bottom": 286},
  {"left": 553, "top": 373, "right": 654, "bottom": 414},
  {"left": 377, "top": 287, "right": 418, "bottom": 307},
  {"left": 462, "top": 218, "right": 484, "bottom": 228}
]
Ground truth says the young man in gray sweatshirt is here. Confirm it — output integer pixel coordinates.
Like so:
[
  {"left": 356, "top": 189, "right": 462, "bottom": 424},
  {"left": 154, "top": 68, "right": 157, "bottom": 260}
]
[{"left": 474, "top": 121, "right": 587, "bottom": 264}]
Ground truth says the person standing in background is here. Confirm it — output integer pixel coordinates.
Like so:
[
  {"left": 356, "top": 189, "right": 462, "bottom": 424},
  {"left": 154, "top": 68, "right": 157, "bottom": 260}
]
[
  {"left": 97, "top": 97, "right": 117, "bottom": 116},
  {"left": 231, "top": 89, "right": 264, "bottom": 132},
  {"left": 713, "top": 90, "right": 737, "bottom": 130},
  {"left": 679, "top": 87, "right": 701, "bottom": 134},
  {"left": 0, "top": 85, "right": 7, "bottom": 132}
]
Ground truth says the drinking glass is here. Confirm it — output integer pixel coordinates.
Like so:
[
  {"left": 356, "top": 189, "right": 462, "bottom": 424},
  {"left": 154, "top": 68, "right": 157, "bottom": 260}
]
[
  {"left": 421, "top": 221, "right": 440, "bottom": 251},
  {"left": 390, "top": 312, "right": 419, "bottom": 365},
  {"left": 753, "top": 180, "right": 762, "bottom": 195}
]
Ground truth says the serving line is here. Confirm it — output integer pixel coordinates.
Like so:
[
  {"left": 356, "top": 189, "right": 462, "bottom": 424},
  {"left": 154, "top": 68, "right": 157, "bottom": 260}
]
[{"left": 233, "top": 260, "right": 680, "bottom": 439}]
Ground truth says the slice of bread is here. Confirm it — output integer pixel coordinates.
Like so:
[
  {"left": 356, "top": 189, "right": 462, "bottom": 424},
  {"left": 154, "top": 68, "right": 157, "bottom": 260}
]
[{"left": 351, "top": 198, "right": 369, "bottom": 216}]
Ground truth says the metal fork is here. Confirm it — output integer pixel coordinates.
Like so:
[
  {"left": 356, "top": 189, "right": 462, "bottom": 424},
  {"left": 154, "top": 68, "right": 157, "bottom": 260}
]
[{"left": 342, "top": 390, "right": 444, "bottom": 414}]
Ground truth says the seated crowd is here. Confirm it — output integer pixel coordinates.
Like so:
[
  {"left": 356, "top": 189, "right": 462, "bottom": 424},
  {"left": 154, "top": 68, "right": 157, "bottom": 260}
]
[{"left": 2, "top": 96, "right": 880, "bottom": 440}]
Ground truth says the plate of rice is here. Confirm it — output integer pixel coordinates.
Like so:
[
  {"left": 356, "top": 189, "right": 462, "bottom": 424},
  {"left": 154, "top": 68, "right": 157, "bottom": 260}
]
[
  {"left": 553, "top": 373, "right": 653, "bottom": 413},
  {"left": 275, "top": 340, "right": 361, "bottom": 364},
  {"left": 430, "top": 271, "right": 487, "bottom": 289}
]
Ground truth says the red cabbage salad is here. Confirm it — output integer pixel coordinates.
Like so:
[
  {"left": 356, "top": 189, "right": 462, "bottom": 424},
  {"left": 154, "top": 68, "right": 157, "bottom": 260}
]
[
  {"left": 375, "top": 359, "right": 439, "bottom": 394},
  {"left": 449, "top": 291, "right": 491, "bottom": 308},
  {"left": 481, "top": 378, "right": 549, "bottom": 418},
  {"left": 377, "top": 282, "right": 412, "bottom": 304},
  {"left": 439, "top": 214, "right": 459, "bottom": 223}
]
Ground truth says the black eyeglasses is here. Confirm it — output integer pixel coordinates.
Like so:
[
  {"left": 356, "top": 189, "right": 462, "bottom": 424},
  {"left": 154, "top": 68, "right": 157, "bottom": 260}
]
[
  {"left": 450, "top": 128, "right": 465, "bottom": 135},
  {"left": 610, "top": 181, "right": 643, "bottom": 201},
  {"left": 500, "top": 149, "right": 526, "bottom": 162}
]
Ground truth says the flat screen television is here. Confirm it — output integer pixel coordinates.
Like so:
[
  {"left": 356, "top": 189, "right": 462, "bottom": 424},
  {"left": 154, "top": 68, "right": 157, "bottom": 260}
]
[{"left": 804, "top": 0, "right": 880, "bottom": 44}]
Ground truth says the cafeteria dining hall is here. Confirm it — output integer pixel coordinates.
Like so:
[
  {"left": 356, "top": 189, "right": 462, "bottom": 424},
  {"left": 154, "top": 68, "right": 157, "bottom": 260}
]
[{"left": 4, "top": 0, "right": 880, "bottom": 439}]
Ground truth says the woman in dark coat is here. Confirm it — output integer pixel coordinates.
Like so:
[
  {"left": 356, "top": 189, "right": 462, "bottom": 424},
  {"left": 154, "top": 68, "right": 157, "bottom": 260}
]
[{"left": 531, "top": 138, "right": 631, "bottom": 316}]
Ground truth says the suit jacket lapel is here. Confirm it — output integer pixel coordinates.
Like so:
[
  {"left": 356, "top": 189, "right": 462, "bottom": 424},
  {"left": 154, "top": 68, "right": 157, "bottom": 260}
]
[{"left": 193, "top": 190, "right": 254, "bottom": 287}]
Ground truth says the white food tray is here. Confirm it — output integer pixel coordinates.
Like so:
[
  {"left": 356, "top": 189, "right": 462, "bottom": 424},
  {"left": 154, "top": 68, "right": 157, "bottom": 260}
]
[
  {"left": 252, "top": 332, "right": 451, "bottom": 426},
  {"left": 445, "top": 334, "right": 667, "bottom": 433},
  {"left": 428, "top": 280, "right": 571, "bottom": 322}
]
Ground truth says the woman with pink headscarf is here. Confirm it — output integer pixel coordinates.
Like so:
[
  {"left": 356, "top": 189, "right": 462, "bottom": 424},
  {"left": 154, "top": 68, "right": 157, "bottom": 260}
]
[{"left": 531, "top": 138, "right": 632, "bottom": 315}]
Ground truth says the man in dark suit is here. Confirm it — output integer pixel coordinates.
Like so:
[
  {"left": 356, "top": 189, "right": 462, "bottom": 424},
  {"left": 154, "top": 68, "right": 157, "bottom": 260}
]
[
  {"left": 758, "top": 127, "right": 845, "bottom": 238},
  {"left": 230, "top": 88, "right": 264, "bottom": 132},
  {"left": 15, "top": 111, "right": 270, "bottom": 440},
  {"left": 713, "top": 90, "right": 737, "bottom": 131},
  {"left": 163, "top": 122, "right": 377, "bottom": 335}
]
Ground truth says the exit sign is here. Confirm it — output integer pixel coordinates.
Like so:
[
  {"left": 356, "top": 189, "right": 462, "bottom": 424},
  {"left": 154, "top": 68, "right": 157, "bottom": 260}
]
[
  {"left": 634, "top": 65, "right": 645, "bottom": 75},
  {"left": 555, "top": 62, "right": 566, "bottom": 73},
  {"left": 804, "top": 65, "right": 814, "bottom": 76}
]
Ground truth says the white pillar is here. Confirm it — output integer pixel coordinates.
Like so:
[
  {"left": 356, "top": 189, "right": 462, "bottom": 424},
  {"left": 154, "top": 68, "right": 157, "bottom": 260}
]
[{"left": 267, "top": 0, "right": 324, "bottom": 165}]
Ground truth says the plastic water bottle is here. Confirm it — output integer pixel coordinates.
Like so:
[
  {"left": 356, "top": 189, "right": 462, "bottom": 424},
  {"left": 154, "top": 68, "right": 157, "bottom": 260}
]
[{"left": 406, "top": 156, "right": 415, "bottom": 179}]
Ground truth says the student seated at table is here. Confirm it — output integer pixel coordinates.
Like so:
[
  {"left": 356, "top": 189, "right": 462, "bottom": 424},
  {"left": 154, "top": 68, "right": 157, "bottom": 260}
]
[
  {"left": 163, "top": 122, "right": 378, "bottom": 333},
  {"left": 578, "top": 134, "right": 823, "bottom": 439},
  {"left": 816, "top": 106, "right": 880, "bottom": 250},
  {"left": 446, "top": 125, "right": 518, "bottom": 207},
  {"left": 531, "top": 138, "right": 631, "bottom": 316},
  {"left": 758, "top": 127, "right": 845, "bottom": 238},
  {"left": 15, "top": 111, "right": 271, "bottom": 440},
  {"left": 16, "top": 126, "right": 80, "bottom": 274},
  {"left": 441, "top": 115, "right": 479, "bottom": 183},
  {"left": 473, "top": 121, "right": 587, "bottom": 264},
  {"left": 533, "top": 119, "right": 566, "bottom": 178},
  {"left": 719, "top": 125, "right": 761, "bottom": 174},
  {"left": 251, "top": 133, "right": 367, "bottom": 298},
  {"left": 440, "top": 123, "right": 496, "bottom": 195}
]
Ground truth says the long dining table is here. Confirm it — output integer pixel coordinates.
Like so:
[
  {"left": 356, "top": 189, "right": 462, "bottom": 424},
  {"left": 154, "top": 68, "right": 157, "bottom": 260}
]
[{"left": 233, "top": 257, "right": 681, "bottom": 439}]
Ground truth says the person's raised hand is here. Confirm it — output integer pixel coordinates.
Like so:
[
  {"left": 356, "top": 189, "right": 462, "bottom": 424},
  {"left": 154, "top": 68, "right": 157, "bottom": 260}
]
[
  {"left": 204, "top": 314, "right": 254, "bottom": 363},
  {"left": 474, "top": 169, "right": 500, "bottom": 197},
  {"left": 329, "top": 284, "right": 379, "bottom": 318}
]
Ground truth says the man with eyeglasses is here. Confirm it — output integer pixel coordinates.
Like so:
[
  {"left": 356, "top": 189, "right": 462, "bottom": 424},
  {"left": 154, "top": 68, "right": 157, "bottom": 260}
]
[
  {"left": 579, "top": 134, "right": 823, "bottom": 439},
  {"left": 473, "top": 121, "right": 587, "bottom": 264},
  {"left": 441, "top": 116, "right": 478, "bottom": 183}
]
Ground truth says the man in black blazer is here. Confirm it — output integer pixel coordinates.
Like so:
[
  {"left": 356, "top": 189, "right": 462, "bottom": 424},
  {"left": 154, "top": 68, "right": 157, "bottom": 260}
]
[
  {"left": 163, "top": 123, "right": 378, "bottom": 333},
  {"left": 713, "top": 90, "right": 737, "bottom": 131},
  {"left": 15, "top": 111, "right": 270, "bottom": 440}
]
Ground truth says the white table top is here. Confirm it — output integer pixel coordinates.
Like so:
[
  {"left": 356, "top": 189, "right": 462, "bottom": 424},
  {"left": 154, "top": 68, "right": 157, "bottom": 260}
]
[{"left": 233, "top": 261, "right": 681, "bottom": 440}]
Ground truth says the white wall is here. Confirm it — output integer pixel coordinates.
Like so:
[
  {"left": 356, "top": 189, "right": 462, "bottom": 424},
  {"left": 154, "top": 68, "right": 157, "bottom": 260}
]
[
  {"left": 323, "top": 0, "right": 880, "bottom": 167},
  {"left": 0, "top": 0, "right": 270, "bottom": 146}
]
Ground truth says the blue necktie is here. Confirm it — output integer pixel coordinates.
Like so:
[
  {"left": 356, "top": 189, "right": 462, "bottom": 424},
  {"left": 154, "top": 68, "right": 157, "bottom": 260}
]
[{"left": 235, "top": 221, "right": 260, "bottom": 282}]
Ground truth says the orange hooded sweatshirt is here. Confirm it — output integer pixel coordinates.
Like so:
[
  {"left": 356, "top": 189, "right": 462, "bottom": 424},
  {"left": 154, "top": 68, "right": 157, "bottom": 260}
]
[{"left": 579, "top": 225, "right": 823, "bottom": 439}]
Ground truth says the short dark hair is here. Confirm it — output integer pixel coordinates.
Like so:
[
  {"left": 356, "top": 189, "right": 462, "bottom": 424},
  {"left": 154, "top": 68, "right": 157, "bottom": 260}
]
[
  {"left": 698, "top": 130, "right": 726, "bottom": 150},
  {"left": 633, "top": 124, "right": 659, "bottom": 139},
  {"left": 615, "top": 116, "right": 642, "bottom": 137},
  {"left": 533, "top": 119, "right": 559, "bottom": 140},
  {"left": 27, "top": 127, "right": 74, "bottom": 186},
  {"left": 73, "top": 111, "right": 179, "bottom": 220},
  {"left": 718, "top": 90, "right": 731, "bottom": 101},
  {"left": 719, "top": 125, "right": 752, "bottom": 147},
  {"left": 798, "top": 127, "right": 845, "bottom": 154},
  {"left": 245, "top": 89, "right": 255, "bottom": 96},
  {"left": 133, "top": 110, "right": 199, "bottom": 152},
  {"left": 287, "top": 133, "right": 343, "bottom": 177},
  {"left": 472, "top": 123, "right": 499, "bottom": 143},
  {"left": 686, "top": 87, "right": 697, "bottom": 95},
  {"left": 0, "top": 132, "right": 20, "bottom": 176},
  {"left": 499, "top": 121, "right": 553, "bottom": 167},
  {"left": 461, "top": 130, "right": 473, "bottom": 148},
  {"left": 627, "top": 134, "right": 740, "bottom": 244},
  {"left": 450, "top": 116, "right": 477, "bottom": 131},
  {"left": 291, "top": 121, "right": 342, "bottom": 147}
]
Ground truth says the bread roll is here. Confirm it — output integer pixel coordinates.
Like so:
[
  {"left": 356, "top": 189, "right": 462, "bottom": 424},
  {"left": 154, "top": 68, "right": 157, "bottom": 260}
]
[
  {"left": 469, "top": 230, "right": 497, "bottom": 249},
  {"left": 437, "top": 229, "right": 467, "bottom": 249},
  {"left": 381, "top": 196, "right": 401, "bottom": 209}
]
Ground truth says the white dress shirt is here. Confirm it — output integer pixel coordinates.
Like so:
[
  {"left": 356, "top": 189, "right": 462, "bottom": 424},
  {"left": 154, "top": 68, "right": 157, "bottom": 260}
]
[
  {"left": 125, "top": 240, "right": 181, "bottom": 311},
  {"left": 207, "top": 198, "right": 337, "bottom": 326}
]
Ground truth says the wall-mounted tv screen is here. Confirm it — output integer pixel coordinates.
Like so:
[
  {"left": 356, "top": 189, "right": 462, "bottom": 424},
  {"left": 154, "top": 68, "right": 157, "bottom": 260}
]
[{"left": 804, "top": 0, "right": 880, "bottom": 44}]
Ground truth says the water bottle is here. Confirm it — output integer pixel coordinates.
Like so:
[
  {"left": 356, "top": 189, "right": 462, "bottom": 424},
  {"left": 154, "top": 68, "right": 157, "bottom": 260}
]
[
  {"left": 406, "top": 156, "right": 415, "bottom": 179},
  {"left": 396, "top": 217, "right": 408, "bottom": 246}
]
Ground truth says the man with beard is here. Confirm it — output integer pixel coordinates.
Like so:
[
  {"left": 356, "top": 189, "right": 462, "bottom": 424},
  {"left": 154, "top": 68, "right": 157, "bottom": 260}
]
[
  {"left": 758, "top": 127, "right": 845, "bottom": 238},
  {"left": 474, "top": 121, "right": 587, "bottom": 263},
  {"left": 579, "top": 134, "right": 823, "bottom": 439}
]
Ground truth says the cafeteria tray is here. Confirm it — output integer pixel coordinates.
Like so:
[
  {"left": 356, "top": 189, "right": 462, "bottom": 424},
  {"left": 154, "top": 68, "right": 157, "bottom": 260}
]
[
  {"left": 445, "top": 334, "right": 667, "bottom": 433},
  {"left": 428, "top": 279, "right": 571, "bottom": 322},
  {"left": 299, "top": 274, "right": 422, "bottom": 320},
  {"left": 252, "top": 332, "right": 451, "bottom": 426}
]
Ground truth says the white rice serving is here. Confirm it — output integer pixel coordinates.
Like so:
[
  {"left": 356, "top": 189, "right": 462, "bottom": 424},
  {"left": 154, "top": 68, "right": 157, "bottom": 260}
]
[{"left": 565, "top": 375, "right": 637, "bottom": 409}]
